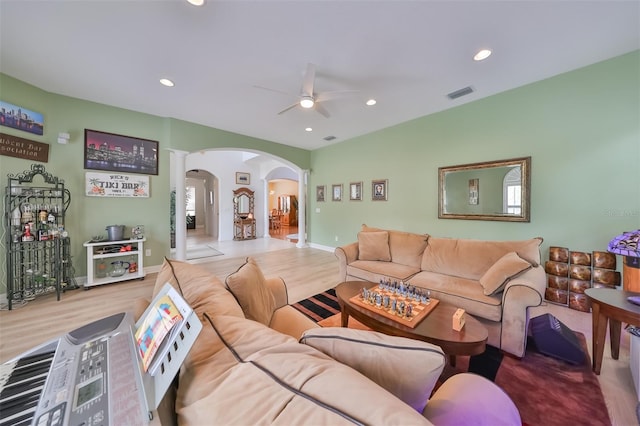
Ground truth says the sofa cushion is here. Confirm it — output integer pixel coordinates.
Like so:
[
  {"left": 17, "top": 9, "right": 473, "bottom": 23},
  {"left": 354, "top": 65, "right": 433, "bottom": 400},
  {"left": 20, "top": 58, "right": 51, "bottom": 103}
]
[
  {"left": 358, "top": 231, "right": 391, "bottom": 261},
  {"left": 361, "top": 224, "right": 429, "bottom": 268},
  {"left": 299, "top": 327, "right": 445, "bottom": 413},
  {"left": 225, "top": 257, "right": 276, "bottom": 326},
  {"left": 177, "top": 314, "right": 431, "bottom": 425},
  {"left": 389, "top": 231, "right": 429, "bottom": 268},
  {"left": 153, "top": 258, "right": 244, "bottom": 318},
  {"left": 421, "top": 237, "right": 543, "bottom": 280},
  {"left": 410, "top": 271, "right": 503, "bottom": 322},
  {"left": 480, "top": 251, "right": 533, "bottom": 296}
]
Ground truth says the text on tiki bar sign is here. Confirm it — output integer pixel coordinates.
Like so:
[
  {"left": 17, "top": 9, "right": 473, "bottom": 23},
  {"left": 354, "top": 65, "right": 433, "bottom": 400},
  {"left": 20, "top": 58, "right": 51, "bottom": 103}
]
[{"left": 0, "top": 132, "right": 49, "bottom": 163}]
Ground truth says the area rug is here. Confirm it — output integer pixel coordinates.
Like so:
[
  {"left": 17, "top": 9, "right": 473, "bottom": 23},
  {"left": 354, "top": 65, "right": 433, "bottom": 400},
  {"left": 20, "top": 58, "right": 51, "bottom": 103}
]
[
  {"left": 291, "top": 288, "right": 340, "bottom": 322},
  {"left": 309, "top": 306, "right": 611, "bottom": 426},
  {"left": 186, "top": 244, "right": 224, "bottom": 260}
]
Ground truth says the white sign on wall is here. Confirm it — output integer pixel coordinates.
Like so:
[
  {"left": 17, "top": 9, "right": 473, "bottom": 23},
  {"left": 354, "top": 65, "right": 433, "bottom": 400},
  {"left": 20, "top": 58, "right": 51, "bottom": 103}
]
[{"left": 86, "top": 172, "right": 149, "bottom": 198}]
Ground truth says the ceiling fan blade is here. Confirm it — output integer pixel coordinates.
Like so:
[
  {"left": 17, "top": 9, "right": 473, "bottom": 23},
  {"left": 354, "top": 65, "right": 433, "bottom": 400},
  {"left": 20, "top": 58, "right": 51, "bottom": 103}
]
[
  {"left": 301, "top": 63, "right": 316, "bottom": 97},
  {"left": 253, "top": 85, "right": 296, "bottom": 98},
  {"left": 314, "top": 103, "right": 330, "bottom": 118},
  {"left": 315, "top": 90, "right": 359, "bottom": 103},
  {"left": 277, "top": 102, "right": 300, "bottom": 115}
]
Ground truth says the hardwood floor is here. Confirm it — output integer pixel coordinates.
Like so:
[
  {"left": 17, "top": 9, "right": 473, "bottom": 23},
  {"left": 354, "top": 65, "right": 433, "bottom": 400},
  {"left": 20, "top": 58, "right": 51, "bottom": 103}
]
[{"left": 0, "top": 236, "right": 637, "bottom": 425}]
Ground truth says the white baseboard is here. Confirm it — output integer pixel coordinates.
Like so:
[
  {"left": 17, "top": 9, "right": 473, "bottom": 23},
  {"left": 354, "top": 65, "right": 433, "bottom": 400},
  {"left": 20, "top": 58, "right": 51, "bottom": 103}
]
[{"left": 308, "top": 242, "right": 336, "bottom": 252}]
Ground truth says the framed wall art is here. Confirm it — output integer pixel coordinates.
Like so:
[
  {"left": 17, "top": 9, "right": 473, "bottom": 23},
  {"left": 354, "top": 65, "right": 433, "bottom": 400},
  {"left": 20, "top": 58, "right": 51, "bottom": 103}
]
[
  {"left": 236, "top": 172, "right": 250, "bottom": 185},
  {"left": 86, "top": 172, "right": 149, "bottom": 198},
  {"left": 372, "top": 179, "right": 388, "bottom": 201},
  {"left": 332, "top": 184, "right": 343, "bottom": 201},
  {"left": 350, "top": 181, "right": 362, "bottom": 201},
  {"left": 316, "top": 185, "right": 326, "bottom": 202},
  {"left": 84, "top": 129, "right": 159, "bottom": 175}
]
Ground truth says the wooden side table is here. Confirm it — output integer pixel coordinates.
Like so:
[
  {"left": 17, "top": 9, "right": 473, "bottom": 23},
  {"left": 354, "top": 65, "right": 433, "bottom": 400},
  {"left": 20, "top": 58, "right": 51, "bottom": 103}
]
[{"left": 584, "top": 287, "right": 640, "bottom": 374}]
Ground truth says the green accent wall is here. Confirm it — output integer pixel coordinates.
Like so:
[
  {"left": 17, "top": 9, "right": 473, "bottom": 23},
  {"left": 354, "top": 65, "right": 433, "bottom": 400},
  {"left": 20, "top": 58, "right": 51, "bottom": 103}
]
[
  {"left": 309, "top": 51, "right": 640, "bottom": 261},
  {"left": 0, "top": 74, "right": 309, "bottom": 292}
]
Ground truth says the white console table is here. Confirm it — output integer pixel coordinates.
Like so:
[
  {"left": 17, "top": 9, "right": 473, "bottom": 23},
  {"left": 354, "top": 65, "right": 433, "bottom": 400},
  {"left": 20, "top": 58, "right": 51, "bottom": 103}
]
[{"left": 83, "top": 238, "right": 146, "bottom": 288}]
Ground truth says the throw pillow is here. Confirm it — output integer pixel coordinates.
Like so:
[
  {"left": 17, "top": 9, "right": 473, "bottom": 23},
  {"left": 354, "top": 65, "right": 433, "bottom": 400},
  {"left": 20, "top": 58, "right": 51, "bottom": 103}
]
[
  {"left": 358, "top": 231, "right": 391, "bottom": 261},
  {"left": 479, "top": 251, "right": 532, "bottom": 296},
  {"left": 225, "top": 257, "right": 276, "bottom": 326}
]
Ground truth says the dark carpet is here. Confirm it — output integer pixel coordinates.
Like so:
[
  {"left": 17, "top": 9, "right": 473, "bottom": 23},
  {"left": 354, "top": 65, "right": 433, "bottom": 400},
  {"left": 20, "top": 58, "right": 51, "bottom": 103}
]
[
  {"left": 441, "top": 333, "right": 611, "bottom": 426},
  {"left": 296, "top": 289, "right": 611, "bottom": 426}
]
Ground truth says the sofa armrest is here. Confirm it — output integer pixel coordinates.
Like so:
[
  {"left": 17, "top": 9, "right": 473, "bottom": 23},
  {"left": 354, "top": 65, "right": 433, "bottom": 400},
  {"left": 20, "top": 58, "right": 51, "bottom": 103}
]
[
  {"left": 334, "top": 242, "right": 359, "bottom": 281},
  {"left": 264, "top": 276, "right": 288, "bottom": 309},
  {"left": 423, "top": 373, "right": 521, "bottom": 426},
  {"left": 500, "top": 265, "right": 545, "bottom": 357},
  {"left": 300, "top": 327, "right": 445, "bottom": 413},
  {"left": 270, "top": 305, "right": 320, "bottom": 339}
]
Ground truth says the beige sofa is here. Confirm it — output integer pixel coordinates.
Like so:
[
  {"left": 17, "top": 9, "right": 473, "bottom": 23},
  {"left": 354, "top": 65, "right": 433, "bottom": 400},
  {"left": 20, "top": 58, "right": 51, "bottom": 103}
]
[
  {"left": 335, "top": 225, "right": 546, "bottom": 358},
  {"left": 146, "top": 257, "right": 521, "bottom": 425}
]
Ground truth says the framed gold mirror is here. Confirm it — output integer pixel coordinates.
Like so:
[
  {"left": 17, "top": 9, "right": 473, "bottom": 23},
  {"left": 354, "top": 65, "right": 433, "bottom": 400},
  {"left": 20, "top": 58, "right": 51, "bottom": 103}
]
[{"left": 438, "top": 157, "right": 531, "bottom": 222}]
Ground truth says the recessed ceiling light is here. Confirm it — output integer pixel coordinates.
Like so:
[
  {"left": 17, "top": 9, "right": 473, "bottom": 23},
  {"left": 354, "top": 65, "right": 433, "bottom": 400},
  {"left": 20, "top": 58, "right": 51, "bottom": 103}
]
[
  {"left": 305, "top": 127, "right": 313, "bottom": 132},
  {"left": 187, "top": 0, "right": 205, "bottom": 6},
  {"left": 159, "top": 78, "right": 175, "bottom": 87},
  {"left": 473, "top": 49, "right": 492, "bottom": 61},
  {"left": 366, "top": 99, "right": 377, "bottom": 106}
]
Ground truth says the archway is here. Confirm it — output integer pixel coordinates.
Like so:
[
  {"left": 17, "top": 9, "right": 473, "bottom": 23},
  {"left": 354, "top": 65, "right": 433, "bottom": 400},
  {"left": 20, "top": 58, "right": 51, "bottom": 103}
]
[{"left": 170, "top": 148, "right": 307, "bottom": 261}]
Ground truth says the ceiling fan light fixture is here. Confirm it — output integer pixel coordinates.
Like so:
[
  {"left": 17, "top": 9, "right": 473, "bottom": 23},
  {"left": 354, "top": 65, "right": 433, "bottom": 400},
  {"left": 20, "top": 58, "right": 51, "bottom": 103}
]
[
  {"left": 474, "top": 49, "right": 492, "bottom": 61},
  {"left": 366, "top": 99, "right": 377, "bottom": 106},
  {"left": 300, "top": 96, "right": 315, "bottom": 109},
  {"left": 305, "top": 127, "right": 313, "bottom": 132},
  {"left": 187, "top": 0, "right": 205, "bottom": 6},
  {"left": 159, "top": 78, "right": 175, "bottom": 87}
]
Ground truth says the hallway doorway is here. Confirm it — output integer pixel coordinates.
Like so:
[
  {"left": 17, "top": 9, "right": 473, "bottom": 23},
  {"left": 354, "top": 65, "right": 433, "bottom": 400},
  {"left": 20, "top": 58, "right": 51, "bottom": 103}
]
[{"left": 186, "top": 169, "right": 218, "bottom": 249}]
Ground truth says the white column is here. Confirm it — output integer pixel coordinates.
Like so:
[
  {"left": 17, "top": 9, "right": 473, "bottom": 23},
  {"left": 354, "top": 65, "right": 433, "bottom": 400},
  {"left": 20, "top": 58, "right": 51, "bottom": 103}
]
[
  {"left": 296, "top": 169, "right": 308, "bottom": 248},
  {"left": 263, "top": 178, "right": 271, "bottom": 238},
  {"left": 171, "top": 149, "right": 189, "bottom": 260}
]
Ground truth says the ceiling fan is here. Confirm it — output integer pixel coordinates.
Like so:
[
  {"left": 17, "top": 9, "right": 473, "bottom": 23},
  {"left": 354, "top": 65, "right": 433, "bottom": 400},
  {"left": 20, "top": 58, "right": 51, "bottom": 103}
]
[{"left": 254, "top": 63, "right": 357, "bottom": 118}]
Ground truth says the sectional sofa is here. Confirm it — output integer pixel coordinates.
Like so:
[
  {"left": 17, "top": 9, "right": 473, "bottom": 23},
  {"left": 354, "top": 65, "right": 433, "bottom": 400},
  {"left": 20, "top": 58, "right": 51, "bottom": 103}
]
[
  {"left": 141, "top": 257, "right": 521, "bottom": 425},
  {"left": 335, "top": 225, "right": 546, "bottom": 358}
]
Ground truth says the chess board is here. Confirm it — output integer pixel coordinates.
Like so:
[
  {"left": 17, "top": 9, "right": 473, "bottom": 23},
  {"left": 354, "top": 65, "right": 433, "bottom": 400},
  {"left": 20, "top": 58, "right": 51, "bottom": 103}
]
[{"left": 348, "top": 287, "right": 439, "bottom": 329}]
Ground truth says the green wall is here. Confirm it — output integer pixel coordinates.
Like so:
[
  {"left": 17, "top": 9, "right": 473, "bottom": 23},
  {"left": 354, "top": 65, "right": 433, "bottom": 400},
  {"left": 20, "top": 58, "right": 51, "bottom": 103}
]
[
  {"left": 309, "top": 51, "right": 640, "bottom": 261},
  {"left": 1, "top": 51, "right": 638, "bottom": 294},
  {"left": 0, "top": 74, "right": 309, "bottom": 292}
]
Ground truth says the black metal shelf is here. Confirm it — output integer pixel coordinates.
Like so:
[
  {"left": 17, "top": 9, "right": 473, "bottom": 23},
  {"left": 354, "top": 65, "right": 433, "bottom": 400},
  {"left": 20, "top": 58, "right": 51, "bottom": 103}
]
[{"left": 4, "top": 164, "right": 77, "bottom": 310}]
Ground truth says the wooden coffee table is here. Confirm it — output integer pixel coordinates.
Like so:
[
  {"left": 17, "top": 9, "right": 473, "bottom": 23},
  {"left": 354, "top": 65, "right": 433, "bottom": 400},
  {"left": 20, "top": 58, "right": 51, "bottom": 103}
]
[{"left": 336, "top": 281, "right": 488, "bottom": 364}]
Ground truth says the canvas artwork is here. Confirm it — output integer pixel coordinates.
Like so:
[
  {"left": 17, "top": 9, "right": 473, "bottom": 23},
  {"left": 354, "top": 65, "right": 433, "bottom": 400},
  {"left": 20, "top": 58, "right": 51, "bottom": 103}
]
[{"left": 0, "top": 101, "right": 44, "bottom": 135}]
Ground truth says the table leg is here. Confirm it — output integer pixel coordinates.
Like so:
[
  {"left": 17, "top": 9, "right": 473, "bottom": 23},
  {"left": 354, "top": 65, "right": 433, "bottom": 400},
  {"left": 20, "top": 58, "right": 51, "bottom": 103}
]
[
  {"left": 341, "top": 309, "right": 349, "bottom": 327},
  {"left": 591, "top": 301, "right": 607, "bottom": 375},
  {"left": 609, "top": 319, "right": 622, "bottom": 360}
]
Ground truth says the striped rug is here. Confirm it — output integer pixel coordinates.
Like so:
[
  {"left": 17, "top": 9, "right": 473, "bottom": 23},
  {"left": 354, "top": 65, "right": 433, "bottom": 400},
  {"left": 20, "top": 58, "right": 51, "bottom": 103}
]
[{"left": 291, "top": 288, "right": 340, "bottom": 322}]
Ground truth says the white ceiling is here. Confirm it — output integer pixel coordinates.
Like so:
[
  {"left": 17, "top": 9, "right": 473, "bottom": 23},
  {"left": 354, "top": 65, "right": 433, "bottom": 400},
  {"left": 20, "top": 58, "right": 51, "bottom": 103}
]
[{"left": 1, "top": 0, "right": 638, "bottom": 150}]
